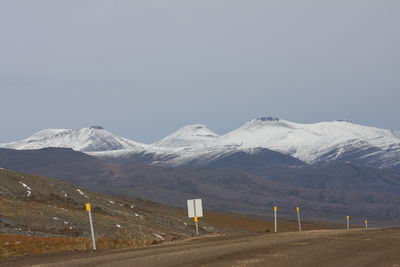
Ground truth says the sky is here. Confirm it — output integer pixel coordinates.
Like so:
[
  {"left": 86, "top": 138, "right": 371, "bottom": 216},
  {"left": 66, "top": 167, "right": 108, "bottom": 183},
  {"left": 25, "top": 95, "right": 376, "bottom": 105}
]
[{"left": 0, "top": 0, "right": 399, "bottom": 143}]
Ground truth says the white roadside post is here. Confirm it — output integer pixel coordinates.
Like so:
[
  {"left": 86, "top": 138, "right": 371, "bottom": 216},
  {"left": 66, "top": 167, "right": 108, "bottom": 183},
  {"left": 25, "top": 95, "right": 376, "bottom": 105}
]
[
  {"left": 187, "top": 199, "right": 203, "bottom": 236},
  {"left": 364, "top": 219, "right": 368, "bottom": 229},
  {"left": 85, "top": 203, "right": 96, "bottom": 250},
  {"left": 296, "top": 206, "right": 302, "bottom": 232},
  {"left": 346, "top": 216, "right": 350, "bottom": 230},
  {"left": 274, "top": 206, "right": 278, "bottom": 233}
]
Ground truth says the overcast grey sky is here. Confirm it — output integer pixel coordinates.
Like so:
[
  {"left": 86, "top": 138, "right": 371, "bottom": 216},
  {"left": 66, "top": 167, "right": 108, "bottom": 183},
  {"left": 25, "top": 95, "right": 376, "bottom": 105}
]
[{"left": 0, "top": 0, "right": 399, "bottom": 143}]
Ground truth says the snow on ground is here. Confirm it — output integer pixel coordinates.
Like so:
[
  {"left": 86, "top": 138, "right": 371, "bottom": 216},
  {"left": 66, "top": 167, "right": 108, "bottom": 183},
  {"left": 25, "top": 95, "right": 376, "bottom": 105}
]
[
  {"left": 153, "top": 233, "right": 164, "bottom": 240},
  {"left": 18, "top": 181, "right": 32, "bottom": 197},
  {"left": 52, "top": 217, "right": 69, "bottom": 225},
  {"left": 134, "top": 213, "right": 144, "bottom": 219},
  {"left": 77, "top": 189, "right": 89, "bottom": 199}
]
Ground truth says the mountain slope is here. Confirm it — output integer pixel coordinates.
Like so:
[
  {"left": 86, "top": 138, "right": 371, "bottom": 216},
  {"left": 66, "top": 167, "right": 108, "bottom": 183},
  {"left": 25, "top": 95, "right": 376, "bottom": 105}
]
[
  {"left": 1, "top": 118, "right": 399, "bottom": 169},
  {"left": 89, "top": 145, "right": 306, "bottom": 168},
  {"left": 219, "top": 117, "right": 400, "bottom": 168},
  {"left": 153, "top": 124, "right": 219, "bottom": 148},
  {"left": 0, "top": 167, "right": 217, "bottom": 239},
  {"left": 0, "top": 126, "right": 147, "bottom": 152},
  {"left": 2, "top": 148, "right": 400, "bottom": 225}
]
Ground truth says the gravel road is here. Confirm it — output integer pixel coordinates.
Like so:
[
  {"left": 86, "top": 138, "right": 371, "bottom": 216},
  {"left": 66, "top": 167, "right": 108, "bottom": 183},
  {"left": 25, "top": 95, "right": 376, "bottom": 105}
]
[{"left": 3, "top": 228, "right": 400, "bottom": 267}]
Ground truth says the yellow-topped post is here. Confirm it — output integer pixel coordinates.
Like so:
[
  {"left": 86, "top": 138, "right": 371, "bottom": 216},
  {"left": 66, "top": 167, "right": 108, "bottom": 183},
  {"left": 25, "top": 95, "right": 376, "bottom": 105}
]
[
  {"left": 274, "top": 206, "right": 278, "bottom": 233},
  {"left": 364, "top": 219, "right": 368, "bottom": 229},
  {"left": 194, "top": 216, "right": 199, "bottom": 235},
  {"left": 346, "top": 216, "right": 350, "bottom": 230},
  {"left": 85, "top": 203, "right": 96, "bottom": 250},
  {"left": 296, "top": 206, "right": 302, "bottom": 232}
]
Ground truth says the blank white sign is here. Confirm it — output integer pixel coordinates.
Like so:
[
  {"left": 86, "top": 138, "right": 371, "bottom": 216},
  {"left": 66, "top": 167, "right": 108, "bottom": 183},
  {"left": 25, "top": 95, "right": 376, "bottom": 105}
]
[{"left": 187, "top": 199, "right": 203, "bottom": 218}]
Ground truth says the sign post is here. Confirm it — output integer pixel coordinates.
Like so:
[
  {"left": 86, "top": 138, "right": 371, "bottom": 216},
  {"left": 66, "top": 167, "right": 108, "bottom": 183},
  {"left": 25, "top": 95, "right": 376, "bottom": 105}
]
[
  {"left": 187, "top": 199, "right": 203, "bottom": 236},
  {"left": 364, "top": 219, "right": 368, "bottom": 229},
  {"left": 85, "top": 203, "right": 96, "bottom": 250},
  {"left": 274, "top": 206, "right": 278, "bottom": 233},
  {"left": 194, "top": 216, "right": 199, "bottom": 236},
  {"left": 346, "top": 216, "right": 350, "bottom": 230},
  {"left": 296, "top": 206, "right": 302, "bottom": 232}
]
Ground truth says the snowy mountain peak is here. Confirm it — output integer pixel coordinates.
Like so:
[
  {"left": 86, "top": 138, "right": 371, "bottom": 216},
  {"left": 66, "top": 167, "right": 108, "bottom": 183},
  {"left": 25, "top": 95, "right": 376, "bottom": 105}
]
[
  {"left": 153, "top": 124, "right": 220, "bottom": 148},
  {"left": 240, "top": 117, "right": 294, "bottom": 131},
  {"left": 1, "top": 118, "right": 399, "bottom": 169},
  {"left": 220, "top": 117, "right": 400, "bottom": 166},
  {"left": 335, "top": 119, "right": 353, "bottom": 123},
  {"left": 89, "top": 125, "right": 105, "bottom": 130},
  {"left": 256, "top": 117, "right": 280, "bottom": 122},
  {"left": 0, "top": 127, "right": 144, "bottom": 152}
]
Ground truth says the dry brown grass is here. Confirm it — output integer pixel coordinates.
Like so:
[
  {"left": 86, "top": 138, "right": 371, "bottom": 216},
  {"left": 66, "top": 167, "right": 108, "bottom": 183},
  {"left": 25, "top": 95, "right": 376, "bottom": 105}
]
[
  {"left": 0, "top": 234, "right": 154, "bottom": 258},
  {"left": 178, "top": 210, "right": 331, "bottom": 233}
]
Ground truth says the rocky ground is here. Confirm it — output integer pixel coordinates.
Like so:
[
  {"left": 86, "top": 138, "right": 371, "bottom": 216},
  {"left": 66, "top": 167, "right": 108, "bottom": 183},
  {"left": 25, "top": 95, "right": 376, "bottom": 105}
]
[{"left": 0, "top": 168, "right": 218, "bottom": 246}]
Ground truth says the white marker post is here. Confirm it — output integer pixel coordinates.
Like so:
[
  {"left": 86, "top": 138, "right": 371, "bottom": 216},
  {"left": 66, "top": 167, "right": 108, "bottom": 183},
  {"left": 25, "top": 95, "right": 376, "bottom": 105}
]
[
  {"left": 187, "top": 199, "right": 203, "bottom": 236},
  {"left": 274, "top": 206, "right": 278, "bottom": 233},
  {"left": 346, "top": 216, "right": 350, "bottom": 230},
  {"left": 86, "top": 203, "right": 96, "bottom": 250},
  {"left": 364, "top": 219, "right": 368, "bottom": 229},
  {"left": 296, "top": 206, "right": 302, "bottom": 232}
]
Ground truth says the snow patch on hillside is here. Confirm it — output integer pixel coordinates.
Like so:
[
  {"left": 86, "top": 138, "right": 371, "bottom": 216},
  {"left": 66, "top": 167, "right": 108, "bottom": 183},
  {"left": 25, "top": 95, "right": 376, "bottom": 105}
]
[
  {"left": 19, "top": 181, "right": 32, "bottom": 197},
  {"left": 77, "top": 189, "right": 89, "bottom": 199}
]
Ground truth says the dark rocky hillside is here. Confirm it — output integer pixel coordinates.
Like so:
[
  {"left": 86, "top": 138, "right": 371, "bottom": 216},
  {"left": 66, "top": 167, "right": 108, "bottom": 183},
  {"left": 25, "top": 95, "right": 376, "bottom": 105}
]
[
  {"left": 0, "top": 168, "right": 218, "bottom": 241},
  {"left": 1, "top": 148, "right": 400, "bottom": 225}
]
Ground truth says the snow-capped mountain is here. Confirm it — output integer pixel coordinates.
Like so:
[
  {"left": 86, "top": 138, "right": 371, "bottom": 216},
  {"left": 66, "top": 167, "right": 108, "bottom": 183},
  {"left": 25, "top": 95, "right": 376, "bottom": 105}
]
[
  {"left": 153, "top": 124, "right": 219, "bottom": 148},
  {"left": 219, "top": 117, "right": 400, "bottom": 167},
  {"left": 1, "top": 118, "right": 399, "bottom": 169},
  {"left": 0, "top": 126, "right": 147, "bottom": 152}
]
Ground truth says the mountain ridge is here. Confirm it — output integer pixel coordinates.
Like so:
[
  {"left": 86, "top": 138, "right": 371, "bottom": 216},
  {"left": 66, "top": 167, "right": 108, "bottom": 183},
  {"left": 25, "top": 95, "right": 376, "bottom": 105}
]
[{"left": 1, "top": 118, "right": 399, "bottom": 169}]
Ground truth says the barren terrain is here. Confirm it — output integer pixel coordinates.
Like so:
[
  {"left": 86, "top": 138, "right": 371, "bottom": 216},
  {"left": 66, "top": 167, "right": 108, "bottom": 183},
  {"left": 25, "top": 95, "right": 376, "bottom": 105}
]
[{"left": 3, "top": 228, "right": 400, "bottom": 267}]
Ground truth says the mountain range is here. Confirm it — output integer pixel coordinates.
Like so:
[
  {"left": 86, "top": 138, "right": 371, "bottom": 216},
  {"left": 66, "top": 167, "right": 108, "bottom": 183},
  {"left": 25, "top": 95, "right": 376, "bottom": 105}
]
[
  {"left": 1, "top": 117, "right": 400, "bottom": 169},
  {"left": 1, "top": 117, "right": 400, "bottom": 225}
]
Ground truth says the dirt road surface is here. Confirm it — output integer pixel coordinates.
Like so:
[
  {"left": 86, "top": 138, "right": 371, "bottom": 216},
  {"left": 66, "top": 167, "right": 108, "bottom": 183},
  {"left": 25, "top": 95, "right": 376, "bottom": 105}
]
[{"left": 3, "top": 228, "right": 400, "bottom": 267}]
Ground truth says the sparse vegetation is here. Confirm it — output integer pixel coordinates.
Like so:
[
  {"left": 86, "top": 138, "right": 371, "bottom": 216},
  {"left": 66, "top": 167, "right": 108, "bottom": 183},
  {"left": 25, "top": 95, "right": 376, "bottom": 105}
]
[
  {"left": 0, "top": 168, "right": 219, "bottom": 258},
  {"left": 0, "top": 234, "right": 155, "bottom": 257}
]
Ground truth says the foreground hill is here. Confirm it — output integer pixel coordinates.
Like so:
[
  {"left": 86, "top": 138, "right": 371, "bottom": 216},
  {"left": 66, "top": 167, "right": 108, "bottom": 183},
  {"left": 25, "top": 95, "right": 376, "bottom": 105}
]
[
  {"left": 2, "top": 148, "right": 400, "bottom": 225},
  {"left": 0, "top": 167, "right": 218, "bottom": 241}
]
